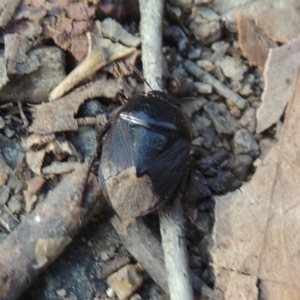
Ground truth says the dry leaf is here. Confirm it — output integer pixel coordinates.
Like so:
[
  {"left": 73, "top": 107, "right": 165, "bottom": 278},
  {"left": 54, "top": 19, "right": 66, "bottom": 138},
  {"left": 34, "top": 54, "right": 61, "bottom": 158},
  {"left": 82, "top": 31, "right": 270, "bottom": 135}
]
[
  {"left": 22, "top": 134, "right": 56, "bottom": 150},
  {"left": 26, "top": 150, "right": 45, "bottom": 175},
  {"left": 30, "top": 78, "right": 122, "bottom": 135},
  {"left": 4, "top": 33, "right": 39, "bottom": 75},
  {"left": 42, "top": 0, "right": 96, "bottom": 61},
  {"left": 0, "top": 47, "right": 66, "bottom": 104},
  {"left": 49, "top": 33, "right": 135, "bottom": 101},
  {"left": 42, "top": 161, "right": 82, "bottom": 175},
  {"left": 254, "top": 4, "right": 300, "bottom": 44},
  {"left": 257, "top": 38, "right": 300, "bottom": 134},
  {"left": 237, "top": 11, "right": 276, "bottom": 71},
  {"left": 211, "top": 47, "right": 300, "bottom": 299},
  {"left": 24, "top": 175, "right": 45, "bottom": 201}
]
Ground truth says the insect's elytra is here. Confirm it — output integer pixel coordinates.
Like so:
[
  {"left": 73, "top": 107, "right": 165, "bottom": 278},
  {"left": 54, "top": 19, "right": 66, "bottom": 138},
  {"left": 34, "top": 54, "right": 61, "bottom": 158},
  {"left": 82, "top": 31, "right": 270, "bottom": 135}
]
[{"left": 98, "top": 91, "right": 192, "bottom": 218}]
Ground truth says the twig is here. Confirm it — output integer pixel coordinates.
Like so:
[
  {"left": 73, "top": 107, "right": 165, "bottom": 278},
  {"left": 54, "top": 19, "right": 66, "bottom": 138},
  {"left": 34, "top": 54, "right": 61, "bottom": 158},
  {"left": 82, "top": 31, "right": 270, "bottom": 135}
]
[
  {"left": 17, "top": 101, "right": 29, "bottom": 127},
  {"left": 139, "top": 0, "right": 164, "bottom": 92},
  {"left": 159, "top": 195, "right": 193, "bottom": 300},
  {"left": 0, "top": 163, "right": 105, "bottom": 300},
  {"left": 138, "top": 1, "right": 193, "bottom": 299},
  {"left": 76, "top": 114, "right": 110, "bottom": 126},
  {"left": 184, "top": 60, "right": 247, "bottom": 110}
]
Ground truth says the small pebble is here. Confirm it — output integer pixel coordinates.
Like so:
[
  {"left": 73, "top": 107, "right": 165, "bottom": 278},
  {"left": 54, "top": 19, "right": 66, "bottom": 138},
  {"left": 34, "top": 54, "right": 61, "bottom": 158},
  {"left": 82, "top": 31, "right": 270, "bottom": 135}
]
[
  {"left": 0, "top": 186, "right": 10, "bottom": 206},
  {"left": 190, "top": 8, "right": 221, "bottom": 45},
  {"left": 239, "top": 107, "right": 257, "bottom": 133},
  {"left": 56, "top": 289, "right": 67, "bottom": 297},
  {"left": 100, "top": 251, "right": 110, "bottom": 261},
  {"left": 188, "top": 48, "right": 202, "bottom": 60},
  {"left": 94, "top": 279, "right": 107, "bottom": 295},
  {"left": 259, "top": 138, "right": 275, "bottom": 161},
  {"left": 204, "top": 102, "right": 240, "bottom": 135},
  {"left": 222, "top": 138, "right": 231, "bottom": 151},
  {"left": 239, "top": 83, "right": 253, "bottom": 96},
  {"left": 192, "top": 7, "right": 220, "bottom": 21},
  {"left": 233, "top": 128, "right": 260, "bottom": 158},
  {"left": 4, "top": 126, "right": 14, "bottom": 138},
  {"left": 192, "top": 115, "right": 212, "bottom": 135},
  {"left": 25, "top": 195, "right": 38, "bottom": 213},
  {"left": 199, "top": 234, "right": 213, "bottom": 266},
  {"left": 106, "top": 264, "right": 144, "bottom": 300},
  {"left": 192, "top": 136, "right": 204, "bottom": 147},
  {"left": 194, "top": 82, "right": 212, "bottom": 94},
  {"left": 0, "top": 173, "right": 8, "bottom": 187},
  {"left": 190, "top": 255, "right": 202, "bottom": 268},
  {"left": 182, "top": 97, "right": 207, "bottom": 117},
  {"left": 8, "top": 196, "right": 22, "bottom": 214},
  {"left": 193, "top": 212, "right": 211, "bottom": 235},
  {"left": 106, "top": 287, "right": 116, "bottom": 298},
  {"left": 164, "top": 25, "right": 188, "bottom": 51},
  {"left": 196, "top": 59, "right": 214, "bottom": 71},
  {"left": 0, "top": 116, "right": 5, "bottom": 129},
  {"left": 211, "top": 41, "right": 229, "bottom": 53},
  {"left": 79, "top": 99, "right": 107, "bottom": 117},
  {"left": 215, "top": 55, "right": 249, "bottom": 82},
  {"left": 226, "top": 155, "right": 254, "bottom": 181},
  {"left": 213, "top": 135, "right": 223, "bottom": 148},
  {"left": 130, "top": 294, "right": 142, "bottom": 300},
  {"left": 171, "top": 66, "right": 188, "bottom": 78}
]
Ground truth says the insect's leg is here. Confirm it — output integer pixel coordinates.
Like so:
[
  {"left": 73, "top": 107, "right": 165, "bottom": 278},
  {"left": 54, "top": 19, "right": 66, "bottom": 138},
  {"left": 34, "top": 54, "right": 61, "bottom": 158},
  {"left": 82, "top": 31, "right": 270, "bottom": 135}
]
[{"left": 80, "top": 122, "right": 113, "bottom": 207}]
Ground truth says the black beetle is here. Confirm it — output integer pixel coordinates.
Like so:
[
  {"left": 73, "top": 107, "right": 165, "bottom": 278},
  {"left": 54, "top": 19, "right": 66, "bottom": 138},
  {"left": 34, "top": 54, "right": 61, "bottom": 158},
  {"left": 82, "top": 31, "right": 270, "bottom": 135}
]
[{"left": 98, "top": 90, "right": 192, "bottom": 218}]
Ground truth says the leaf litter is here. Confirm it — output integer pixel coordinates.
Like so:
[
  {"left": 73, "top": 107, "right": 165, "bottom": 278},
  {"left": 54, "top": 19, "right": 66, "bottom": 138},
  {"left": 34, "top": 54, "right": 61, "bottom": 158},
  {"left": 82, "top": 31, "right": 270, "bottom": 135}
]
[
  {"left": 211, "top": 35, "right": 300, "bottom": 300},
  {"left": 1, "top": 0, "right": 300, "bottom": 299}
]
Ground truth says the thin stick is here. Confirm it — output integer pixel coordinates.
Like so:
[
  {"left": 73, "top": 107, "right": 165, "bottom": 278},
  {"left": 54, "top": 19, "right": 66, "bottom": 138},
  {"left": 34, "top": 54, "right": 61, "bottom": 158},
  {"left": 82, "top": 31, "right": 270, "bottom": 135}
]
[
  {"left": 138, "top": 1, "right": 193, "bottom": 299},
  {"left": 139, "top": 0, "right": 164, "bottom": 93},
  {"left": 17, "top": 100, "right": 29, "bottom": 127},
  {"left": 0, "top": 163, "right": 105, "bottom": 300},
  {"left": 159, "top": 196, "right": 194, "bottom": 300}
]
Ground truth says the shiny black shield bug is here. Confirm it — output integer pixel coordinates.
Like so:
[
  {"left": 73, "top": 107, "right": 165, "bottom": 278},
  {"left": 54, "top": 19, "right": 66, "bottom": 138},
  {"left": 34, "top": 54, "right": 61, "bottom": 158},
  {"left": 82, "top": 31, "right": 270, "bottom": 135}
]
[{"left": 98, "top": 91, "right": 192, "bottom": 218}]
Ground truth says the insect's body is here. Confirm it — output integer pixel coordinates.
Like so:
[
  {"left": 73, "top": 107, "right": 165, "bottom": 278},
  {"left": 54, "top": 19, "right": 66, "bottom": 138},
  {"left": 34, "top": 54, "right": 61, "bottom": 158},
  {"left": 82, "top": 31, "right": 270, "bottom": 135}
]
[{"left": 98, "top": 92, "right": 192, "bottom": 218}]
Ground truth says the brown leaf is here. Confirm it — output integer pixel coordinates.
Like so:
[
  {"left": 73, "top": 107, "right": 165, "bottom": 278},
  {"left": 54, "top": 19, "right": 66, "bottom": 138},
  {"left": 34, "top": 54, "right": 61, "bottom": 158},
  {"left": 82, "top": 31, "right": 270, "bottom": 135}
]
[
  {"left": 42, "top": 0, "right": 96, "bottom": 61},
  {"left": 237, "top": 11, "right": 277, "bottom": 71},
  {"left": 257, "top": 38, "right": 300, "bottom": 134},
  {"left": 24, "top": 176, "right": 45, "bottom": 202},
  {"left": 211, "top": 49, "right": 300, "bottom": 299},
  {"left": 254, "top": 4, "right": 300, "bottom": 44},
  {"left": 30, "top": 78, "right": 122, "bottom": 135}
]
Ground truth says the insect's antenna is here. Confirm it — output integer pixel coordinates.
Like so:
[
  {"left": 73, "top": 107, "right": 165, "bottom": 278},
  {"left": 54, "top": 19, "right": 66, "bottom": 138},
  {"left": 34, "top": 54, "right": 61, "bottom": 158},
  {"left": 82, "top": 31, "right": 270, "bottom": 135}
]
[{"left": 129, "top": 64, "right": 153, "bottom": 91}]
